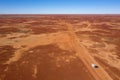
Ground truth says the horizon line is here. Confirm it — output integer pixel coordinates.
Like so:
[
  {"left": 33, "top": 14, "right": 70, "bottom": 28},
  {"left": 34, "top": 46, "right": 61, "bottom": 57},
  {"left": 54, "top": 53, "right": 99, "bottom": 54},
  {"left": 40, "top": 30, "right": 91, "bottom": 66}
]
[{"left": 0, "top": 13, "right": 120, "bottom": 15}]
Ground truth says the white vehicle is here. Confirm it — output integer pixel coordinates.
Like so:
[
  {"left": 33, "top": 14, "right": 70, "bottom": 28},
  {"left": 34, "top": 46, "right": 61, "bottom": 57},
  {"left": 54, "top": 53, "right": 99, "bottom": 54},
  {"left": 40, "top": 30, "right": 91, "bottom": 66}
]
[{"left": 91, "top": 64, "right": 99, "bottom": 68}]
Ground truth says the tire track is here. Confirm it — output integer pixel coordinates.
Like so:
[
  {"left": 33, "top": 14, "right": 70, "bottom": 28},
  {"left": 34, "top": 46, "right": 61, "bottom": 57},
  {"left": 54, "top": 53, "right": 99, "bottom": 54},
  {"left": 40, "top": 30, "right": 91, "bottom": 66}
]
[{"left": 58, "top": 20, "right": 113, "bottom": 80}]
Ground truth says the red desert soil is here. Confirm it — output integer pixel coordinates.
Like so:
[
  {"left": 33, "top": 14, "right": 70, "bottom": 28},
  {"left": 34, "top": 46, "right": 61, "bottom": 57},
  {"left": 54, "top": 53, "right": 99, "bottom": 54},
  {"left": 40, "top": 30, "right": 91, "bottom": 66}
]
[{"left": 0, "top": 15, "right": 120, "bottom": 80}]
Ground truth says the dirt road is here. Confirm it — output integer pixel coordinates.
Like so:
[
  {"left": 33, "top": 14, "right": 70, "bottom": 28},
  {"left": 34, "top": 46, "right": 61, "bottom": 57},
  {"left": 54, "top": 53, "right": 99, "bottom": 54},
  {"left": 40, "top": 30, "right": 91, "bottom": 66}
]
[{"left": 58, "top": 20, "right": 113, "bottom": 80}]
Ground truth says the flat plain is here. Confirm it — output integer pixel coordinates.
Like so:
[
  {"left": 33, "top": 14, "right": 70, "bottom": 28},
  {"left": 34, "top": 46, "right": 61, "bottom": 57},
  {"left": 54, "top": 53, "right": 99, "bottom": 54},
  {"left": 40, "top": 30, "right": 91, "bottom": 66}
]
[{"left": 0, "top": 15, "right": 120, "bottom": 80}]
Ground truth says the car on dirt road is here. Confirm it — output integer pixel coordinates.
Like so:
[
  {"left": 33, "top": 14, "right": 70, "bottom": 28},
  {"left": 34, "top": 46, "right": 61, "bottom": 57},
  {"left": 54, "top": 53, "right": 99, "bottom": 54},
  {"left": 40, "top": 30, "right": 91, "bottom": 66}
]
[{"left": 91, "top": 64, "right": 99, "bottom": 68}]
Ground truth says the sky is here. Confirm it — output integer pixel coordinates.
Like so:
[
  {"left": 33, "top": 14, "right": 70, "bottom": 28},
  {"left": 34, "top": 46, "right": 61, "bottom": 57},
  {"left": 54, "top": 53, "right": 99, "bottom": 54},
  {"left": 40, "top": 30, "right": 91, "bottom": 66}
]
[{"left": 0, "top": 0, "right": 120, "bottom": 14}]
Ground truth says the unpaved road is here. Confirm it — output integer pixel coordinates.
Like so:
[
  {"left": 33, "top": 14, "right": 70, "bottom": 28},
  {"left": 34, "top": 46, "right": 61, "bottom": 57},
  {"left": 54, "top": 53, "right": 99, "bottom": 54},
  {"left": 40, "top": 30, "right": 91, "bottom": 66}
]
[{"left": 59, "top": 20, "right": 113, "bottom": 80}]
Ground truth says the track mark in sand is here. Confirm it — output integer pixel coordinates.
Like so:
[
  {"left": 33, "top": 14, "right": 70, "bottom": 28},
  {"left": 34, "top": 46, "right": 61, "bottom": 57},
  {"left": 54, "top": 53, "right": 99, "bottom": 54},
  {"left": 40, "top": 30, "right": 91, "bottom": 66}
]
[
  {"left": 5, "top": 48, "right": 27, "bottom": 64},
  {"left": 32, "top": 65, "right": 37, "bottom": 78},
  {"left": 58, "top": 20, "right": 113, "bottom": 80}
]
